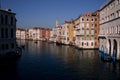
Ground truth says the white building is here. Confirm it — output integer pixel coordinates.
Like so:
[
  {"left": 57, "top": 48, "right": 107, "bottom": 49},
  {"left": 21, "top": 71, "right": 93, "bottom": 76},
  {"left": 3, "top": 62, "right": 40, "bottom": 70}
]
[
  {"left": 0, "top": 8, "right": 17, "bottom": 56},
  {"left": 99, "top": 0, "right": 120, "bottom": 60},
  {"left": 21, "top": 30, "right": 26, "bottom": 40},
  {"left": 28, "top": 28, "right": 40, "bottom": 40},
  {"left": 60, "top": 21, "right": 70, "bottom": 45},
  {"left": 16, "top": 28, "right": 26, "bottom": 40},
  {"left": 16, "top": 28, "right": 21, "bottom": 39},
  {"left": 50, "top": 19, "right": 61, "bottom": 42},
  {"left": 49, "top": 29, "right": 55, "bottom": 42},
  {"left": 28, "top": 28, "right": 33, "bottom": 40}
]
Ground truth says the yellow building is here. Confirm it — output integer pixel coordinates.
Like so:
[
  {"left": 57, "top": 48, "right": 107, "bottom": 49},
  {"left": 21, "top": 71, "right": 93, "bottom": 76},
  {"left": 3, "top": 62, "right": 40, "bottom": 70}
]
[{"left": 68, "top": 20, "right": 75, "bottom": 45}]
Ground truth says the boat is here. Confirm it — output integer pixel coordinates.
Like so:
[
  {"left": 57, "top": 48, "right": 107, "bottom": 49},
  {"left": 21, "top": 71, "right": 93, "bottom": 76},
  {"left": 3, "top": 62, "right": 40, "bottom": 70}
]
[
  {"left": 0, "top": 47, "right": 22, "bottom": 61},
  {"left": 56, "top": 41, "right": 62, "bottom": 45},
  {"left": 98, "top": 51, "right": 112, "bottom": 62},
  {"left": 48, "top": 40, "right": 54, "bottom": 44},
  {"left": 34, "top": 41, "right": 38, "bottom": 43},
  {"left": 21, "top": 45, "right": 25, "bottom": 49}
]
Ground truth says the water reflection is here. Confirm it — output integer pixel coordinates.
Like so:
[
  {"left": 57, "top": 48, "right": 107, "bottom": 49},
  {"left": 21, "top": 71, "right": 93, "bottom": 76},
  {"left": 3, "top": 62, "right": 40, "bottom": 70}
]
[
  {"left": 0, "top": 60, "right": 19, "bottom": 80},
  {"left": 15, "top": 40, "right": 120, "bottom": 80}
]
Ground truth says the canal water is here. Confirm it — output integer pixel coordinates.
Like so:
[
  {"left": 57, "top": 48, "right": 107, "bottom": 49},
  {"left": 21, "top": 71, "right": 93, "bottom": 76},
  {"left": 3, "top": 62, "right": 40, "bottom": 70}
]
[{"left": 0, "top": 40, "right": 120, "bottom": 80}]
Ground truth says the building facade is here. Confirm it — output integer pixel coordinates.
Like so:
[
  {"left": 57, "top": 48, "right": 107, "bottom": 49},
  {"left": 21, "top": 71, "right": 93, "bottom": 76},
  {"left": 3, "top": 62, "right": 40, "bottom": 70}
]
[
  {"left": 99, "top": 0, "right": 120, "bottom": 60},
  {"left": 75, "top": 11, "right": 100, "bottom": 49},
  {"left": 16, "top": 28, "right": 26, "bottom": 40},
  {"left": 50, "top": 27, "right": 58, "bottom": 42},
  {"left": 68, "top": 20, "right": 75, "bottom": 45},
  {"left": 0, "top": 8, "right": 17, "bottom": 56},
  {"left": 16, "top": 27, "right": 51, "bottom": 41},
  {"left": 60, "top": 21, "right": 70, "bottom": 45}
]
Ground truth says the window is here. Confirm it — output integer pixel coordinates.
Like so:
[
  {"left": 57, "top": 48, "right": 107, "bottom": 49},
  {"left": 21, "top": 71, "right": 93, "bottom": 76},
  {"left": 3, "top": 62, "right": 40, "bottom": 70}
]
[
  {"left": 67, "top": 37, "right": 69, "bottom": 41},
  {"left": 86, "top": 23, "right": 89, "bottom": 28},
  {"left": 91, "top": 19, "right": 94, "bottom": 21},
  {"left": 6, "top": 44, "right": 8, "bottom": 50},
  {"left": 95, "top": 37, "right": 97, "bottom": 39},
  {"left": 95, "top": 30, "right": 97, "bottom": 33},
  {"left": 82, "top": 18, "right": 84, "bottom": 21},
  {"left": 108, "top": 16, "right": 110, "bottom": 20},
  {"left": 11, "top": 28, "right": 14, "bottom": 38},
  {"left": 5, "top": 15, "right": 8, "bottom": 24},
  {"left": 86, "top": 35, "right": 89, "bottom": 40},
  {"left": 11, "top": 16, "right": 13, "bottom": 25},
  {"left": 2, "top": 44, "right": 5, "bottom": 50},
  {"left": 117, "top": 26, "right": 119, "bottom": 34},
  {"left": 113, "top": 13, "right": 115, "bottom": 19},
  {"left": 87, "top": 18, "right": 89, "bottom": 21},
  {"left": 92, "top": 24, "right": 94, "bottom": 28},
  {"left": 87, "top": 42, "right": 89, "bottom": 46},
  {"left": 11, "top": 43, "right": 14, "bottom": 49},
  {"left": 95, "top": 18, "right": 97, "bottom": 21},
  {"left": 86, "top": 30, "right": 89, "bottom": 35},
  {"left": 5, "top": 28, "right": 8, "bottom": 38},
  {"left": 95, "top": 42, "right": 97, "bottom": 46},
  {"left": 95, "top": 24, "right": 97, "bottom": 27},
  {"left": 1, "top": 15, "right": 4, "bottom": 24},
  {"left": 91, "top": 30, "right": 94, "bottom": 35},
  {"left": 82, "top": 42, "right": 84, "bottom": 46},
  {"left": 81, "top": 23, "right": 84, "bottom": 27},
  {"left": 1, "top": 28, "right": 4, "bottom": 38},
  {"left": 91, "top": 42, "right": 93, "bottom": 46},
  {"left": 116, "top": 11, "right": 119, "bottom": 18},
  {"left": 91, "top": 36, "right": 94, "bottom": 40}
]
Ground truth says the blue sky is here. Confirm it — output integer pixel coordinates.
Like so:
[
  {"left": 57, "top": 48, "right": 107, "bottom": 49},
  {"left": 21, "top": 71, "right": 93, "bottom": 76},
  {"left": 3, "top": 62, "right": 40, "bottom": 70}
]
[{"left": 1, "top": 0, "right": 106, "bottom": 28}]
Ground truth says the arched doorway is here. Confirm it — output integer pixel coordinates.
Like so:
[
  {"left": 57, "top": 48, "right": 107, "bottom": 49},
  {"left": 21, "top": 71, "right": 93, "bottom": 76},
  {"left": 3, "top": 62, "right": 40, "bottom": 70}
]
[
  {"left": 113, "top": 39, "right": 117, "bottom": 61},
  {"left": 108, "top": 39, "right": 111, "bottom": 56}
]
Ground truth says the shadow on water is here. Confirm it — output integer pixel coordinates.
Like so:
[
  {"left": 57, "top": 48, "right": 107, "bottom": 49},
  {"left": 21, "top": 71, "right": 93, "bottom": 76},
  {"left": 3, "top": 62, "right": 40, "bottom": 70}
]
[
  {"left": 0, "top": 59, "right": 20, "bottom": 80},
  {"left": 7, "top": 40, "right": 119, "bottom": 80}
]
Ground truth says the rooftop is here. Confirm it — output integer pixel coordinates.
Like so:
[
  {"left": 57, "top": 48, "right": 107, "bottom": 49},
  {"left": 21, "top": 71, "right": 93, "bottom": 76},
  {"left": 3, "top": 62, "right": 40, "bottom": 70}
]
[
  {"left": 0, "top": 8, "right": 16, "bottom": 14},
  {"left": 100, "top": 0, "right": 115, "bottom": 10}
]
